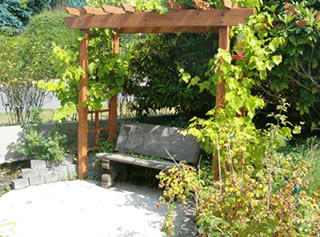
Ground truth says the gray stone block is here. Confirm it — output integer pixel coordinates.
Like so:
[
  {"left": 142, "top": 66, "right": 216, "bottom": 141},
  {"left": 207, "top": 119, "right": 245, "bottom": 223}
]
[
  {"left": 53, "top": 166, "right": 67, "bottom": 173},
  {"left": 116, "top": 123, "right": 200, "bottom": 164},
  {"left": 35, "top": 167, "right": 50, "bottom": 176},
  {"left": 29, "top": 176, "right": 44, "bottom": 186},
  {"left": 67, "top": 164, "right": 77, "bottom": 178},
  {"left": 53, "top": 166, "right": 68, "bottom": 180},
  {"left": 30, "top": 160, "right": 47, "bottom": 169},
  {"left": 43, "top": 174, "right": 60, "bottom": 184},
  {"left": 46, "top": 160, "right": 61, "bottom": 169},
  {"left": 21, "top": 168, "right": 37, "bottom": 178},
  {"left": 61, "top": 157, "right": 75, "bottom": 166},
  {"left": 11, "top": 178, "right": 29, "bottom": 189},
  {"left": 101, "top": 174, "right": 114, "bottom": 188}
]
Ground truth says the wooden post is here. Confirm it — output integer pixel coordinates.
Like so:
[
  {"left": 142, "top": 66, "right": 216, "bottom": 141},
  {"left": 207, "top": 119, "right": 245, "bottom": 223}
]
[
  {"left": 78, "top": 30, "right": 89, "bottom": 179},
  {"left": 108, "top": 29, "right": 119, "bottom": 141},
  {"left": 212, "top": 26, "right": 230, "bottom": 179}
]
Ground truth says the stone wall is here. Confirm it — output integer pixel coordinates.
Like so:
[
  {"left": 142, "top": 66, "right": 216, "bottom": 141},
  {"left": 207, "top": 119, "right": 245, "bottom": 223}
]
[{"left": 11, "top": 156, "right": 102, "bottom": 189}]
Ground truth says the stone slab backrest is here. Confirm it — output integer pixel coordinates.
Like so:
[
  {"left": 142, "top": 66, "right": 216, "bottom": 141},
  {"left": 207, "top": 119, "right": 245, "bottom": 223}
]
[{"left": 115, "top": 123, "right": 200, "bottom": 164}]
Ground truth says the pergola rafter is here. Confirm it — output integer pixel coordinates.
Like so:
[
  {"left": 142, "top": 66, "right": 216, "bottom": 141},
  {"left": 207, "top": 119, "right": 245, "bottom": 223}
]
[{"left": 64, "top": 0, "right": 254, "bottom": 179}]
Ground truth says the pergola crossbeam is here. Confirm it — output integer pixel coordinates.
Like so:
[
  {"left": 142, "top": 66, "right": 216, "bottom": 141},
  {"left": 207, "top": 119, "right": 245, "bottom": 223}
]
[
  {"left": 118, "top": 26, "right": 218, "bottom": 34},
  {"left": 64, "top": 8, "right": 254, "bottom": 31}
]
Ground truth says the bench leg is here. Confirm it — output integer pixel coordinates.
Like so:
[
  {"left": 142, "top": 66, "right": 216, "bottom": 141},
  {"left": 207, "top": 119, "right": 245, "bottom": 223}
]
[
  {"left": 101, "top": 173, "right": 114, "bottom": 188},
  {"left": 101, "top": 160, "right": 117, "bottom": 188},
  {"left": 101, "top": 160, "right": 128, "bottom": 188}
]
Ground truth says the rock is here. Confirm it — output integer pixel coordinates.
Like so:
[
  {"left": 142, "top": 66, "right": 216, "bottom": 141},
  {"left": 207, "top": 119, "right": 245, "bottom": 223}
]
[
  {"left": 11, "top": 179, "right": 29, "bottom": 189},
  {"left": 116, "top": 123, "right": 200, "bottom": 164},
  {"left": 28, "top": 176, "right": 44, "bottom": 186},
  {"left": 21, "top": 168, "right": 37, "bottom": 178},
  {"left": 43, "top": 174, "right": 60, "bottom": 184},
  {"left": 67, "top": 164, "right": 77, "bottom": 178},
  {"left": 30, "top": 160, "right": 47, "bottom": 169},
  {"left": 61, "top": 157, "right": 75, "bottom": 166}
]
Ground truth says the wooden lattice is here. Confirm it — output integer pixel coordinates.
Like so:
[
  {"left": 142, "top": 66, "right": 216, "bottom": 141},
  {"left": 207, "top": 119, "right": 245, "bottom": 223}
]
[{"left": 64, "top": 0, "right": 254, "bottom": 178}]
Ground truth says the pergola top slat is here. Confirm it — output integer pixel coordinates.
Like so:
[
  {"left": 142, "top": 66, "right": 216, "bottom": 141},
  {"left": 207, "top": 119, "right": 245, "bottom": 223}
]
[
  {"left": 167, "top": 0, "right": 185, "bottom": 10},
  {"left": 66, "top": 7, "right": 86, "bottom": 16},
  {"left": 102, "top": 4, "right": 126, "bottom": 14},
  {"left": 83, "top": 6, "right": 108, "bottom": 15},
  {"left": 64, "top": 8, "right": 255, "bottom": 32},
  {"left": 122, "top": 3, "right": 137, "bottom": 13},
  {"left": 222, "top": 0, "right": 233, "bottom": 9},
  {"left": 192, "top": 0, "right": 213, "bottom": 10}
]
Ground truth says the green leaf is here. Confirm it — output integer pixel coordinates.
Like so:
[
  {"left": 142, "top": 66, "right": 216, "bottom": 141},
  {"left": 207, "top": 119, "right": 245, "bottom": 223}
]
[
  {"left": 181, "top": 73, "right": 191, "bottom": 83},
  {"left": 188, "top": 76, "right": 200, "bottom": 88},
  {"left": 272, "top": 55, "right": 282, "bottom": 65},
  {"left": 312, "top": 59, "right": 318, "bottom": 69},
  {"left": 259, "top": 70, "right": 267, "bottom": 80},
  {"left": 312, "top": 87, "right": 318, "bottom": 94}
]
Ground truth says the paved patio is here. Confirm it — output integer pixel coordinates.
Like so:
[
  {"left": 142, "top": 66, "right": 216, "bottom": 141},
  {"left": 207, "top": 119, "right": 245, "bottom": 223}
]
[{"left": 0, "top": 180, "right": 196, "bottom": 237}]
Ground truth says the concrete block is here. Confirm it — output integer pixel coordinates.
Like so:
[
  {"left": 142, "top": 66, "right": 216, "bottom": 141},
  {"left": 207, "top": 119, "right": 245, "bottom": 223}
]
[
  {"left": 101, "top": 160, "right": 111, "bottom": 170},
  {"left": 116, "top": 123, "right": 200, "bottom": 164},
  {"left": 67, "top": 164, "right": 77, "bottom": 178},
  {"left": 43, "top": 174, "right": 60, "bottom": 184},
  {"left": 53, "top": 166, "right": 67, "bottom": 173},
  {"left": 53, "top": 166, "right": 68, "bottom": 180},
  {"left": 29, "top": 176, "right": 44, "bottom": 186},
  {"left": 101, "top": 174, "right": 114, "bottom": 188},
  {"left": 30, "top": 160, "right": 47, "bottom": 169},
  {"left": 61, "top": 157, "right": 75, "bottom": 166},
  {"left": 35, "top": 167, "right": 50, "bottom": 176},
  {"left": 21, "top": 168, "right": 37, "bottom": 178},
  {"left": 46, "top": 160, "right": 61, "bottom": 169},
  {"left": 11, "top": 178, "right": 29, "bottom": 189}
]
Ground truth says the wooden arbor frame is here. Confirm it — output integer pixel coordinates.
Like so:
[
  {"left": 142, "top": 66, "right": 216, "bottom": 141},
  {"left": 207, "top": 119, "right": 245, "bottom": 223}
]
[{"left": 64, "top": 0, "right": 254, "bottom": 179}]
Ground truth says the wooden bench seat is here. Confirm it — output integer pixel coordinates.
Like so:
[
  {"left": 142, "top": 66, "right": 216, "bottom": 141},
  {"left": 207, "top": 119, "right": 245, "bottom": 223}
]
[{"left": 97, "top": 123, "right": 200, "bottom": 188}]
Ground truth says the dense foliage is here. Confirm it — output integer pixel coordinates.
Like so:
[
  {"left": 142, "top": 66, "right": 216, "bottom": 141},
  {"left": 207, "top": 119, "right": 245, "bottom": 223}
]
[
  {"left": 0, "top": 0, "right": 86, "bottom": 34},
  {"left": 0, "top": 0, "right": 31, "bottom": 34},
  {"left": 0, "top": 10, "right": 79, "bottom": 124},
  {"left": 16, "top": 109, "right": 69, "bottom": 163},
  {"left": 123, "top": 34, "right": 215, "bottom": 117},
  {"left": 253, "top": 0, "right": 320, "bottom": 134},
  {"left": 35, "top": 1, "right": 320, "bottom": 234}
]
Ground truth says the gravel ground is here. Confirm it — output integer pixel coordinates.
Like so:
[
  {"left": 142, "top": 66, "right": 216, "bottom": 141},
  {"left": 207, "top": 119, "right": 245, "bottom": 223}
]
[{"left": 0, "top": 180, "right": 196, "bottom": 237}]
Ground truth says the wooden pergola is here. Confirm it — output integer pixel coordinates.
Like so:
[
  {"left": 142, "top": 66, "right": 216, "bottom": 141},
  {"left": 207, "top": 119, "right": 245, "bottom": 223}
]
[{"left": 64, "top": 0, "right": 254, "bottom": 179}]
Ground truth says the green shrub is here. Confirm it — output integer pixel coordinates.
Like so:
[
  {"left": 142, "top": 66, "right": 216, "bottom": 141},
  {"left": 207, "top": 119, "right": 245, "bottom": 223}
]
[
  {"left": 16, "top": 110, "right": 69, "bottom": 163},
  {"left": 280, "top": 137, "right": 320, "bottom": 195},
  {"left": 157, "top": 100, "right": 320, "bottom": 236}
]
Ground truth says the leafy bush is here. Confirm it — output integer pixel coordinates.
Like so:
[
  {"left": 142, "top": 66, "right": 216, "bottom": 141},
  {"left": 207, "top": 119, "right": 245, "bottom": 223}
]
[
  {"left": 16, "top": 110, "right": 69, "bottom": 163},
  {"left": 123, "top": 33, "right": 215, "bottom": 118},
  {"left": 157, "top": 112, "right": 320, "bottom": 236},
  {"left": 280, "top": 137, "right": 320, "bottom": 195},
  {"left": 0, "top": 10, "right": 79, "bottom": 124}
]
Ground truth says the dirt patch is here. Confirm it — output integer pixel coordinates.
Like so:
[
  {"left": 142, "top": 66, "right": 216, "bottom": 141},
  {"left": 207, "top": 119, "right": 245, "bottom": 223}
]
[{"left": 0, "top": 160, "right": 29, "bottom": 195}]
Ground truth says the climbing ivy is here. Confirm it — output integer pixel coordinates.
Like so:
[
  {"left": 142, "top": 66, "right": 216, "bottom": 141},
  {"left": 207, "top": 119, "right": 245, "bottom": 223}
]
[{"left": 39, "top": 29, "right": 129, "bottom": 120}]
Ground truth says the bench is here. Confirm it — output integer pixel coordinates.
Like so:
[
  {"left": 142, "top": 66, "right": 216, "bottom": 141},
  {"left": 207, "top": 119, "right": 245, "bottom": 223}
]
[{"left": 96, "top": 123, "right": 200, "bottom": 188}]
